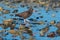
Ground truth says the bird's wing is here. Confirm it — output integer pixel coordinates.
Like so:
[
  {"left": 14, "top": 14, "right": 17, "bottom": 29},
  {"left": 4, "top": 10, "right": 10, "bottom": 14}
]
[{"left": 20, "top": 11, "right": 29, "bottom": 16}]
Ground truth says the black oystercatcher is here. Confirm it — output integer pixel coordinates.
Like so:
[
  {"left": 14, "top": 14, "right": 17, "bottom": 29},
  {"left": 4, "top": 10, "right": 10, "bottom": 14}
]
[{"left": 15, "top": 7, "right": 34, "bottom": 23}]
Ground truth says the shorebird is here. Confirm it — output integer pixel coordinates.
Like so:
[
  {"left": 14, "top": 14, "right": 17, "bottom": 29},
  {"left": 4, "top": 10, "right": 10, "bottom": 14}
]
[{"left": 15, "top": 7, "right": 34, "bottom": 24}]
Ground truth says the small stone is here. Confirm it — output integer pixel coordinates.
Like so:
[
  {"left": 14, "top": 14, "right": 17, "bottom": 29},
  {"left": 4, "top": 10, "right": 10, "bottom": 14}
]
[
  {"left": 40, "top": 27, "right": 49, "bottom": 36},
  {"left": 13, "top": 18, "right": 18, "bottom": 20},
  {"left": 40, "top": 16, "right": 43, "bottom": 18},
  {"left": 19, "top": 24, "right": 25, "bottom": 31},
  {"left": 9, "top": 30, "right": 16, "bottom": 34},
  {"left": 12, "top": 9, "right": 18, "bottom": 13},
  {"left": 3, "top": 19, "right": 13, "bottom": 29},
  {"left": 52, "top": 14, "right": 56, "bottom": 17},
  {"left": 56, "top": 22, "right": 60, "bottom": 29},
  {"left": 34, "top": 6, "right": 37, "bottom": 8},
  {"left": 39, "top": 21, "right": 44, "bottom": 24},
  {"left": 3, "top": 19, "right": 13, "bottom": 25},
  {"left": 10, "top": 24, "right": 16, "bottom": 30},
  {"left": 56, "top": 29, "right": 60, "bottom": 35},
  {"left": 50, "top": 20, "right": 56, "bottom": 25},
  {"left": 9, "top": 5, "right": 17, "bottom": 8},
  {"left": 6, "top": 33, "right": 9, "bottom": 35},
  {"left": 20, "top": 5, "right": 25, "bottom": 7},
  {"left": 0, "top": 7, "right": 3, "bottom": 11},
  {"left": 27, "top": 29, "right": 33, "bottom": 36},
  {"left": 47, "top": 32, "right": 55, "bottom": 38},
  {"left": 45, "top": 20, "right": 47, "bottom": 22},
  {"left": 36, "top": 17, "right": 39, "bottom": 19},
  {"left": 2, "top": 10, "right": 10, "bottom": 14}
]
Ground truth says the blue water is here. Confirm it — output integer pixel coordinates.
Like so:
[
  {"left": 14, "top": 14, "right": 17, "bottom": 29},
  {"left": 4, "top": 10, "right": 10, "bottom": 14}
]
[{"left": 0, "top": 3, "right": 60, "bottom": 40}]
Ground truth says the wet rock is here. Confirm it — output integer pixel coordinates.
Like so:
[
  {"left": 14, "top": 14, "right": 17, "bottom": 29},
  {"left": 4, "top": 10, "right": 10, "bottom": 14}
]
[
  {"left": 2, "top": 10, "right": 10, "bottom": 14},
  {"left": 27, "top": 29, "right": 33, "bottom": 36},
  {"left": 12, "top": 18, "right": 18, "bottom": 20},
  {"left": 12, "top": 9, "right": 18, "bottom": 13},
  {"left": 9, "top": 30, "right": 19, "bottom": 36},
  {"left": 10, "top": 24, "right": 16, "bottom": 30},
  {"left": 34, "top": 6, "right": 37, "bottom": 8},
  {"left": 40, "top": 16, "right": 43, "bottom": 18},
  {"left": 56, "top": 29, "right": 60, "bottom": 36},
  {"left": 36, "top": 17, "right": 39, "bottom": 19},
  {"left": 45, "top": 20, "right": 47, "bottom": 22},
  {"left": 20, "top": 5, "right": 25, "bottom": 7},
  {"left": 40, "top": 27, "right": 49, "bottom": 36},
  {"left": 47, "top": 32, "right": 55, "bottom": 38},
  {"left": 0, "top": 7, "right": 3, "bottom": 11},
  {"left": 56, "top": 22, "right": 60, "bottom": 29},
  {"left": 52, "top": 14, "right": 56, "bottom": 17},
  {"left": 50, "top": 20, "right": 56, "bottom": 25},
  {"left": 19, "top": 24, "right": 26, "bottom": 31},
  {"left": 2, "top": 19, "right": 16, "bottom": 29}
]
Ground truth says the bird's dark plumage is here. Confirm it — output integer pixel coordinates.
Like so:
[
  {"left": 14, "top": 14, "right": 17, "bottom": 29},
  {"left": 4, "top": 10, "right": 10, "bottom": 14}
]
[{"left": 15, "top": 7, "right": 33, "bottom": 19}]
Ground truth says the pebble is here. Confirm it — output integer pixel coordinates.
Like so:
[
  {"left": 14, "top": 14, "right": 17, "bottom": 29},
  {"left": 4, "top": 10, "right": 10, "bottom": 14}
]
[
  {"left": 9, "top": 5, "right": 17, "bottom": 8},
  {"left": 0, "top": 7, "right": 3, "bottom": 11},
  {"left": 45, "top": 20, "right": 47, "bottom": 22},
  {"left": 12, "top": 9, "right": 18, "bottom": 13},
  {"left": 52, "top": 14, "right": 56, "bottom": 17},
  {"left": 20, "top": 5, "right": 25, "bottom": 7},
  {"left": 3, "top": 19, "right": 13, "bottom": 25},
  {"left": 13, "top": 18, "right": 18, "bottom": 20},
  {"left": 27, "top": 29, "right": 33, "bottom": 36},
  {"left": 10, "top": 24, "right": 16, "bottom": 30},
  {"left": 2, "top": 10, "right": 10, "bottom": 14},
  {"left": 9, "top": 30, "right": 16, "bottom": 34},
  {"left": 56, "top": 29, "right": 60, "bottom": 35},
  {"left": 36, "top": 17, "right": 39, "bottom": 19},
  {"left": 40, "top": 27, "right": 49, "bottom": 36},
  {"left": 56, "top": 22, "right": 60, "bottom": 29},
  {"left": 34, "top": 6, "right": 37, "bottom": 8},
  {"left": 50, "top": 20, "right": 56, "bottom": 25},
  {"left": 19, "top": 24, "right": 25, "bottom": 31},
  {"left": 39, "top": 21, "right": 44, "bottom": 25},
  {"left": 47, "top": 32, "right": 55, "bottom": 38},
  {"left": 40, "top": 16, "right": 43, "bottom": 18},
  {"left": 9, "top": 30, "right": 19, "bottom": 36}
]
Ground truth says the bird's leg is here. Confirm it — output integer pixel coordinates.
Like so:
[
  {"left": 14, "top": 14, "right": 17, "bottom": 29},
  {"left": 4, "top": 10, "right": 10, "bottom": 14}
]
[
  {"left": 24, "top": 19, "right": 31, "bottom": 27},
  {"left": 24, "top": 19, "right": 30, "bottom": 24},
  {"left": 24, "top": 19, "right": 26, "bottom": 24}
]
